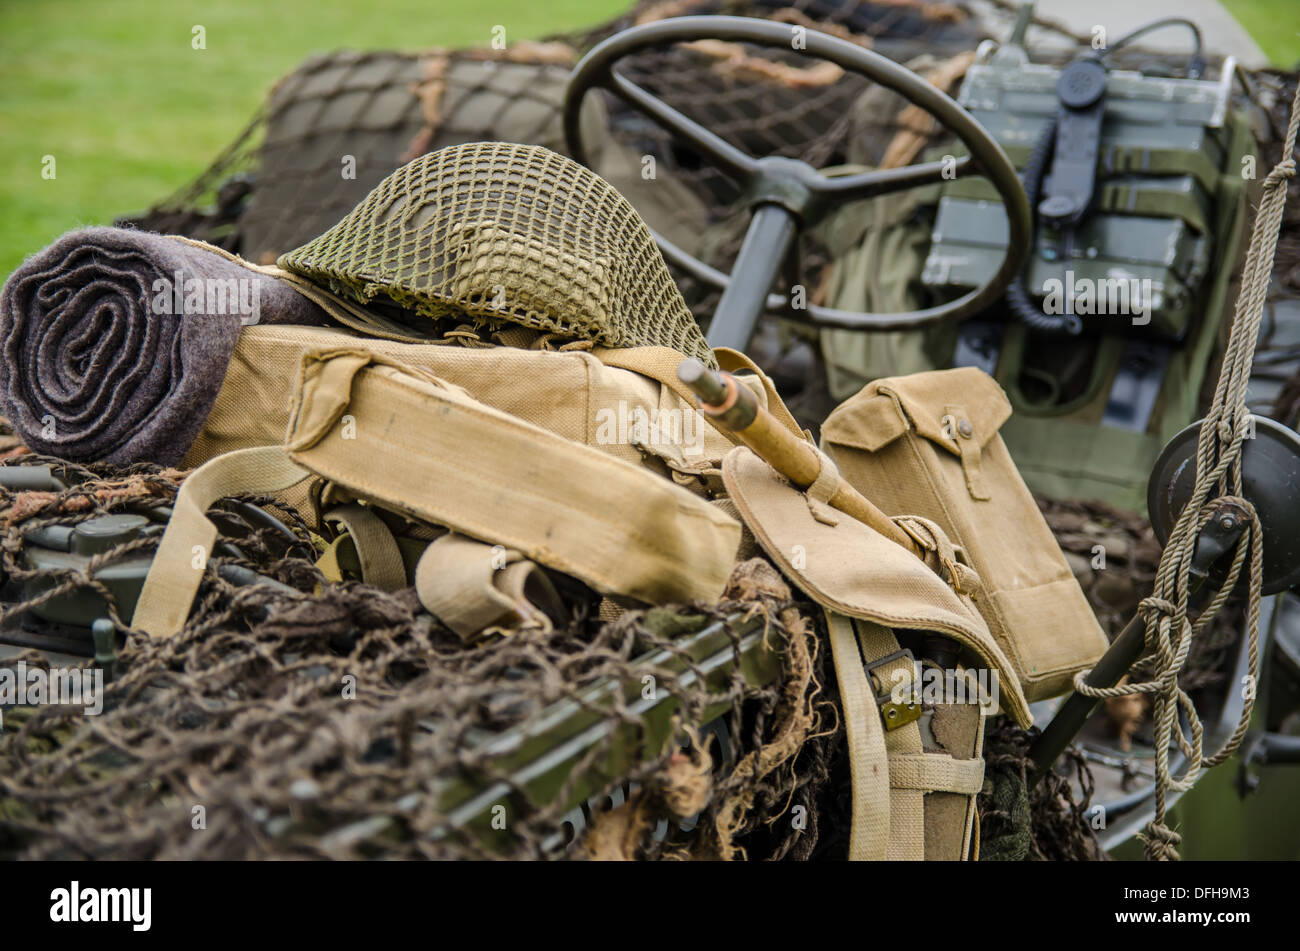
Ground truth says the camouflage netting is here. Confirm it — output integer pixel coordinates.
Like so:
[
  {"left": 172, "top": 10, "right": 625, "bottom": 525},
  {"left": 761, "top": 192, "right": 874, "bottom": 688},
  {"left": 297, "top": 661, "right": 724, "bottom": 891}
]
[
  {"left": 0, "top": 450, "right": 840, "bottom": 860},
  {"left": 977, "top": 715, "right": 1107, "bottom": 861},
  {"left": 0, "top": 426, "right": 1127, "bottom": 860}
]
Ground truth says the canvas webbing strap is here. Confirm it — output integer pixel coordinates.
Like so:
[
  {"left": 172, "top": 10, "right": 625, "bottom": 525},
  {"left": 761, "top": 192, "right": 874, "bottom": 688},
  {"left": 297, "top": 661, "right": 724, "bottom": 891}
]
[
  {"left": 322, "top": 503, "right": 407, "bottom": 591},
  {"left": 593, "top": 345, "right": 807, "bottom": 438},
  {"left": 888, "top": 753, "right": 984, "bottom": 795},
  {"left": 826, "top": 610, "right": 890, "bottom": 861},
  {"left": 963, "top": 711, "right": 987, "bottom": 860},
  {"left": 132, "top": 445, "right": 313, "bottom": 637},
  {"left": 414, "top": 533, "right": 563, "bottom": 639},
  {"left": 714, "top": 347, "right": 807, "bottom": 438},
  {"left": 855, "top": 618, "right": 927, "bottom": 862},
  {"left": 827, "top": 612, "right": 987, "bottom": 860}
]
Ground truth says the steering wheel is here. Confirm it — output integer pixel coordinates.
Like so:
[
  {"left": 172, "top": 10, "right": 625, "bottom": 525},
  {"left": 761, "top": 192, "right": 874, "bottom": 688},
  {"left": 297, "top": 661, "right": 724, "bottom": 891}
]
[{"left": 563, "top": 16, "right": 1031, "bottom": 352}]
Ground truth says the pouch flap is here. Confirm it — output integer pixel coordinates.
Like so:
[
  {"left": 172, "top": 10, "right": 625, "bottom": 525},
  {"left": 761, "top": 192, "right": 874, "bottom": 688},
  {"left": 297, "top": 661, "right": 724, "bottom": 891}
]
[
  {"left": 287, "top": 346, "right": 465, "bottom": 450},
  {"left": 721, "top": 446, "right": 1030, "bottom": 727},
  {"left": 824, "top": 367, "right": 1012, "bottom": 459}
]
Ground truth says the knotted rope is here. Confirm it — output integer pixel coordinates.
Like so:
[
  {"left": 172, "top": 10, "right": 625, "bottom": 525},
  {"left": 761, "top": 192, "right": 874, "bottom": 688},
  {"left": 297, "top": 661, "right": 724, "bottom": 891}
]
[{"left": 1073, "top": 80, "right": 1299, "bottom": 860}]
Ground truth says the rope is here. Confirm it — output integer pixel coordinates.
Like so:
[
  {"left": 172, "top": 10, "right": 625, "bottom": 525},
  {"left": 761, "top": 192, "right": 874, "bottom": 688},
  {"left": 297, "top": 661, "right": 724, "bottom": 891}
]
[{"left": 1073, "top": 81, "right": 1299, "bottom": 861}]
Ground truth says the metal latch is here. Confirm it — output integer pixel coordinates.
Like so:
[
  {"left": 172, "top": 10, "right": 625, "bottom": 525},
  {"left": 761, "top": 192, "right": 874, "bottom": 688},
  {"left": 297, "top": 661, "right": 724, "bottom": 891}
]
[{"left": 864, "top": 648, "right": 922, "bottom": 731}]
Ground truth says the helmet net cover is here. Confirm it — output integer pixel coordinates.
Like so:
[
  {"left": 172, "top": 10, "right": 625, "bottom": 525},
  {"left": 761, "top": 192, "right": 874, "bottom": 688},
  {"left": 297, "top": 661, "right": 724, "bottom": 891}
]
[{"left": 278, "top": 141, "right": 714, "bottom": 364}]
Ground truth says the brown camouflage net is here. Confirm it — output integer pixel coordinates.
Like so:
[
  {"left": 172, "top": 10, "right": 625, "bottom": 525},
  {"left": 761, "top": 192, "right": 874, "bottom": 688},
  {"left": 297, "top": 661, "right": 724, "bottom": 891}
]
[
  {"left": 0, "top": 451, "right": 834, "bottom": 860},
  {"left": 978, "top": 715, "right": 1107, "bottom": 861}
]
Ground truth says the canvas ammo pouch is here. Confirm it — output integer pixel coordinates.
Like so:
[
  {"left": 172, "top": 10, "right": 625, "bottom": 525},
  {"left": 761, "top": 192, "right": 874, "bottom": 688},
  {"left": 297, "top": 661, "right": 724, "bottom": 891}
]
[
  {"left": 721, "top": 444, "right": 1031, "bottom": 861},
  {"left": 820, "top": 366, "right": 1108, "bottom": 701},
  {"left": 132, "top": 349, "right": 742, "bottom": 639}
]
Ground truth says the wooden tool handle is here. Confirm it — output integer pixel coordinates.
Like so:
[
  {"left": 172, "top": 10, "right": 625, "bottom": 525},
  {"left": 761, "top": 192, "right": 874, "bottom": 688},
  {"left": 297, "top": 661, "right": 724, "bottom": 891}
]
[{"left": 679, "top": 359, "right": 922, "bottom": 558}]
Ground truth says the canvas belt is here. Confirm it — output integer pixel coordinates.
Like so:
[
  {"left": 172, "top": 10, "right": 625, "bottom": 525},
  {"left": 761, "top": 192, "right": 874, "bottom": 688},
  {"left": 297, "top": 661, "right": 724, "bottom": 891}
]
[
  {"left": 595, "top": 345, "right": 807, "bottom": 439},
  {"left": 827, "top": 610, "right": 985, "bottom": 861},
  {"left": 321, "top": 503, "right": 407, "bottom": 591},
  {"left": 413, "top": 533, "right": 566, "bottom": 639}
]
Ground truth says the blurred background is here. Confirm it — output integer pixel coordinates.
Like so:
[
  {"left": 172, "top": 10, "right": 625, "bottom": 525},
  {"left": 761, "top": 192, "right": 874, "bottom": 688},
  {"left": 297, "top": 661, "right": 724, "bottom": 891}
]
[
  {"left": 1, "top": 0, "right": 1294, "bottom": 277},
  {"left": 0, "top": 0, "right": 628, "bottom": 276}
]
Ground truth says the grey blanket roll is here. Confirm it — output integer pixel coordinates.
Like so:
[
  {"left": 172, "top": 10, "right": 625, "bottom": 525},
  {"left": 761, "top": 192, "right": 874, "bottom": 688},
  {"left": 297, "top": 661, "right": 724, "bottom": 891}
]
[{"left": 0, "top": 227, "right": 328, "bottom": 465}]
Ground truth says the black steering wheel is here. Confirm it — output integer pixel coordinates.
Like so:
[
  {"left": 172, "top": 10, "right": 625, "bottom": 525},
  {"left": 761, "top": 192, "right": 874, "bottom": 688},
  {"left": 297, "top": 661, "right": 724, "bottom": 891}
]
[{"left": 563, "top": 16, "right": 1032, "bottom": 351}]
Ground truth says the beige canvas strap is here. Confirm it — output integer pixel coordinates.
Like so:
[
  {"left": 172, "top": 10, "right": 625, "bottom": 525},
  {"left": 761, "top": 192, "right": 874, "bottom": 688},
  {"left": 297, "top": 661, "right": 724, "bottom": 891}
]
[
  {"left": 593, "top": 345, "right": 806, "bottom": 439},
  {"left": 132, "top": 445, "right": 313, "bottom": 637},
  {"left": 825, "top": 611, "right": 890, "bottom": 861},
  {"left": 322, "top": 503, "right": 407, "bottom": 591},
  {"left": 594, "top": 346, "right": 718, "bottom": 412},
  {"left": 713, "top": 347, "right": 806, "bottom": 438},
  {"left": 828, "top": 613, "right": 988, "bottom": 861},
  {"left": 855, "top": 619, "right": 927, "bottom": 861},
  {"left": 414, "top": 533, "right": 564, "bottom": 640},
  {"left": 963, "top": 711, "right": 987, "bottom": 860},
  {"left": 887, "top": 753, "right": 984, "bottom": 795}
]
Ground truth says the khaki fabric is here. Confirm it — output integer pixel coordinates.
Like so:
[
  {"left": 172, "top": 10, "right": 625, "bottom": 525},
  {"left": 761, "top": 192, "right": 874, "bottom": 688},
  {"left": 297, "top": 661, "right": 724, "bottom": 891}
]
[
  {"left": 134, "top": 350, "right": 742, "bottom": 637},
  {"left": 185, "top": 325, "right": 736, "bottom": 473},
  {"left": 826, "top": 610, "right": 988, "bottom": 862},
  {"left": 826, "top": 611, "right": 891, "bottom": 860},
  {"left": 321, "top": 503, "right": 407, "bottom": 591},
  {"left": 821, "top": 367, "right": 1108, "bottom": 701},
  {"left": 133, "top": 445, "right": 313, "bottom": 637},
  {"left": 286, "top": 350, "right": 740, "bottom": 606},
  {"left": 721, "top": 445, "right": 1029, "bottom": 727},
  {"left": 414, "top": 533, "right": 565, "bottom": 641}
]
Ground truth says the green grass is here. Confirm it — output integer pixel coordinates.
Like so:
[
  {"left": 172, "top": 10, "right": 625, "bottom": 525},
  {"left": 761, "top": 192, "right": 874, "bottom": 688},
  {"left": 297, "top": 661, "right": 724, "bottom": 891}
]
[
  {"left": 0, "top": 0, "right": 626, "bottom": 276},
  {"left": 1224, "top": 0, "right": 1300, "bottom": 69}
]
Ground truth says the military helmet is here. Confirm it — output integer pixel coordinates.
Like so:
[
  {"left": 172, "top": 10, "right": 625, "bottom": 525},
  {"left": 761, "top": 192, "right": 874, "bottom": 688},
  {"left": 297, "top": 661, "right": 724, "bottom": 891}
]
[{"left": 279, "top": 141, "right": 715, "bottom": 364}]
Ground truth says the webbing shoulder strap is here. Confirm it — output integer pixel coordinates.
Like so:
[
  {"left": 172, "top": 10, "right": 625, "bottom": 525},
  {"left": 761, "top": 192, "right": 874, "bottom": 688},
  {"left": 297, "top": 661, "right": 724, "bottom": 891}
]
[
  {"left": 322, "top": 503, "right": 407, "bottom": 590},
  {"left": 826, "top": 611, "right": 891, "bottom": 860},
  {"left": 827, "top": 609, "right": 988, "bottom": 861},
  {"left": 132, "top": 445, "right": 312, "bottom": 637},
  {"left": 593, "top": 345, "right": 807, "bottom": 439}
]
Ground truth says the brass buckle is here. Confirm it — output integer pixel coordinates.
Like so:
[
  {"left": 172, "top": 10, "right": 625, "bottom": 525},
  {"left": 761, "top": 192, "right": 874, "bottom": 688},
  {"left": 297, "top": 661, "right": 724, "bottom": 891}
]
[{"left": 864, "top": 648, "right": 922, "bottom": 731}]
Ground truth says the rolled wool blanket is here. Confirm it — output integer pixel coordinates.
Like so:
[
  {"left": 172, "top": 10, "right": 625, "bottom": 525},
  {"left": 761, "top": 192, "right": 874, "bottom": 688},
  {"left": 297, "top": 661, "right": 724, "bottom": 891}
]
[{"left": 0, "top": 227, "right": 328, "bottom": 465}]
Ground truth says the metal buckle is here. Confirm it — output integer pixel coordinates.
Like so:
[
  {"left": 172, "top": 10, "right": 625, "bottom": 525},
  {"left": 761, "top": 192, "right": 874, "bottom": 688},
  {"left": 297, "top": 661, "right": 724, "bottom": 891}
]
[{"left": 863, "top": 648, "right": 922, "bottom": 731}]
